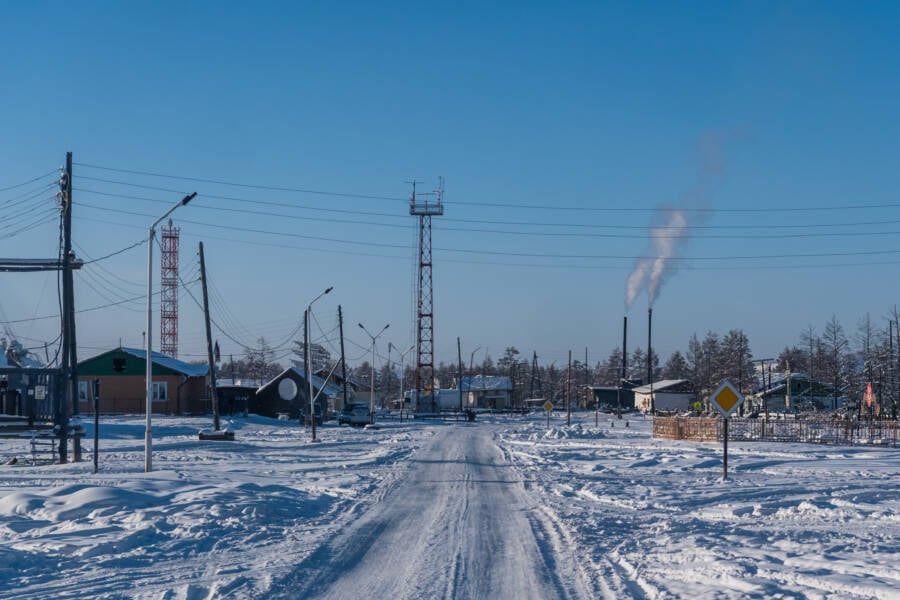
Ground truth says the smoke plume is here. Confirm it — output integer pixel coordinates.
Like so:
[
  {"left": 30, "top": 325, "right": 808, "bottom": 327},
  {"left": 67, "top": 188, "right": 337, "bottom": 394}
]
[{"left": 625, "top": 133, "right": 728, "bottom": 310}]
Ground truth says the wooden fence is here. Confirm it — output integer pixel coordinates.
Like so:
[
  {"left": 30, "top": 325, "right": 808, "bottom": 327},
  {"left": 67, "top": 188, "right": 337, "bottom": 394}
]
[{"left": 653, "top": 416, "right": 899, "bottom": 447}]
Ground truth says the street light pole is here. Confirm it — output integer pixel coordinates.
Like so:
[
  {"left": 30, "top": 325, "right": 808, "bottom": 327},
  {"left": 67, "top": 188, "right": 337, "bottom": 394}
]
[
  {"left": 395, "top": 344, "right": 414, "bottom": 420},
  {"left": 307, "top": 286, "right": 333, "bottom": 442},
  {"left": 145, "top": 192, "right": 196, "bottom": 472},
  {"left": 469, "top": 346, "right": 482, "bottom": 409},
  {"left": 385, "top": 343, "right": 392, "bottom": 410},
  {"left": 359, "top": 322, "right": 389, "bottom": 424}
]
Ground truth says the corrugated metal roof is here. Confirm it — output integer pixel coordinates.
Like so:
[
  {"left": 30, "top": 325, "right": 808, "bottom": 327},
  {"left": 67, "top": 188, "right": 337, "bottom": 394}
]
[
  {"left": 632, "top": 379, "right": 689, "bottom": 394},
  {"left": 120, "top": 347, "right": 208, "bottom": 377},
  {"left": 459, "top": 375, "right": 512, "bottom": 392}
]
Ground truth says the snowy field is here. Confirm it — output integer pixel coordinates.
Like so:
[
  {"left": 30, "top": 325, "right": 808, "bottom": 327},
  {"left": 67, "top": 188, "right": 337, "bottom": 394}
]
[
  {"left": 498, "top": 412, "right": 900, "bottom": 599},
  {"left": 0, "top": 412, "right": 896, "bottom": 599}
]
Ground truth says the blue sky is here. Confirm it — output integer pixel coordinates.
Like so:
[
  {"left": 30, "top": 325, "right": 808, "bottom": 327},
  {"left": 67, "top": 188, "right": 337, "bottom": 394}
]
[{"left": 2, "top": 2, "right": 900, "bottom": 371}]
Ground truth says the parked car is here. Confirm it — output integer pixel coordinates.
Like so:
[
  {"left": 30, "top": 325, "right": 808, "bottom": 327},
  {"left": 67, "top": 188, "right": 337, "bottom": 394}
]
[{"left": 338, "top": 402, "right": 370, "bottom": 425}]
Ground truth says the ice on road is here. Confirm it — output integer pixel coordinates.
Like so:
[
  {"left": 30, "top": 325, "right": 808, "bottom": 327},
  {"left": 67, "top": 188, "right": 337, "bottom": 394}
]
[{"left": 270, "top": 424, "right": 589, "bottom": 600}]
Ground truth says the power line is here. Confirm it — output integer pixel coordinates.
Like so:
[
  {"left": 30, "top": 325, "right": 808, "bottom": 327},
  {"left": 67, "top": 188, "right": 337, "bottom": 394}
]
[
  {"left": 0, "top": 291, "right": 164, "bottom": 325},
  {"left": 74, "top": 186, "right": 900, "bottom": 239},
  {"left": 0, "top": 170, "right": 58, "bottom": 193},
  {"left": 79, "top": 238, "right": 148, "bottom": 264},
  {"left": 76, "top": 168, "right": 405, "bottom": 202},
  {"left": 74, "top": 160, "right": 900, "bottom": 214},
  {"left": 73, "top": 202, "right": 900, "bottom": 261},
  {"left": 71, "top": 214, "right": 900, "bottom": 271}
]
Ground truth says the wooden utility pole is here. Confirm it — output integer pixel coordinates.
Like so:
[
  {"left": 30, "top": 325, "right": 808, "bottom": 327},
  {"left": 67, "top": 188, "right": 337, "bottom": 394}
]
[
  {"left": 457, "top": 337, "right": 463, "bottom": 413},
  {"left": 338, "top": 306, "right": 348, "bottom": 411},
  {"left": 566, "top": 350, "right": 572, "bottom": 426},
  {"left": 199, "top": 242, "right": 219, "bottom": 430},
  {"left": 58, "top": 152, "right": 77, "bottom": 463}
]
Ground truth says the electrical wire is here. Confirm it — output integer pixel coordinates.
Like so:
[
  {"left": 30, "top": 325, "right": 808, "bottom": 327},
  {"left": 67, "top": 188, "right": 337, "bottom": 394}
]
[
  {"left": 73, "top": 202, "right": 900, "bottom": 261},
  {"left": 74, "top": 185, "right": 900, "bottom": 235},
  {"left": 75, "top": 162, "right": 408, "bottom": 203},
  {"left": 74, "top": 160, "right": 900, "bottom": 214},
  {"left": 79, "top": 238, "right": 148, "bottom": 265},
  {"left": 0, "top": 169, "right": 58, "bottom": 193}
]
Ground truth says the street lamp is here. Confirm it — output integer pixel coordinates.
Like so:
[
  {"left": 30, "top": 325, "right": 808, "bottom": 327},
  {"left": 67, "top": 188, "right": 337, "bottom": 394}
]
[
  {"left": 306, "top": 286, "right": 333, "bottom": 442},
  {"left": 391, "top": 343, "right": 415, "bottom": 420},
  {"left": 145, "top": 192, "right": 196, "bottom": 472},
  {"left": 385, "top": 343, "right": 392, "bottom": 410},
  {"left": 469, "top": 346, "right": 482, "bottom": 409},
  {"left": 359, "top": 322, "right": 389, "bottom": 424}
]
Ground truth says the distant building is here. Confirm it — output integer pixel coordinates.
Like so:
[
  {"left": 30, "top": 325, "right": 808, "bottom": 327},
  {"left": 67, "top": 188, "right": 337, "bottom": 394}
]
[
  {"left": 214, "top": 378, "right": 258, "bottom": 416},
  {"left": 750, "top": 372, "right": 841, "bottom": 412},
  {"left": 77, "top": 347, "right": 208, "bottom": 414},
  {"left": 586, "top": 385, "right": 637, "bottom": 412},
  {"left": 254, "top": 367, "right": 343, "bottom": 422},
  {"left": 456, "top": 375, "right": 513, "bottom": 409},
  {"left": 632, "top": 379, "right": 696, "bottom": 413}
]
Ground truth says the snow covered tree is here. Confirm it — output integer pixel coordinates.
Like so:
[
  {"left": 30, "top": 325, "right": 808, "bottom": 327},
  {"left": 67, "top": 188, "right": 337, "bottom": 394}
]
[
  {"left": 245, "top": 337, "right": 282, "bottom": 383},
  {"left": 822, "top": 315, "right": 850, "bottom": 411},
  {"left": 291, "top": 340, "right": 332, "bottom": 374},
  {"left": 662, "top": 350, "right": 690, "bottom": 380}
]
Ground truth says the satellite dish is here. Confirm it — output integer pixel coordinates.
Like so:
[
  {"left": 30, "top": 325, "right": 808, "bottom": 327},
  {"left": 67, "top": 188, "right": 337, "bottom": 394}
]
[{"left": 278, "top": 378, "right": 298, "bottom": 401}]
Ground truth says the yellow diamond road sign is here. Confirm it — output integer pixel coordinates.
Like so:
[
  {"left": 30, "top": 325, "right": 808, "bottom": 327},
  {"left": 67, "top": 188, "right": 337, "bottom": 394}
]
[
  {"left": 543, "top": 401, "right": 554, "bottom": 412},
  {"left": 710, "top": 380, "right": 744, "bottom": 417}
]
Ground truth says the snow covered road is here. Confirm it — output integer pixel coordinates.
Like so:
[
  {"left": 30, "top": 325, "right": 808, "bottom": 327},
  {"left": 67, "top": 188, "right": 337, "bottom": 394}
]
[
  {"left": 270, "top": 424, "right": 591, "bottom": 600},
  {"left": 1, "top": 414, "right": 896, "bottom": 599}
]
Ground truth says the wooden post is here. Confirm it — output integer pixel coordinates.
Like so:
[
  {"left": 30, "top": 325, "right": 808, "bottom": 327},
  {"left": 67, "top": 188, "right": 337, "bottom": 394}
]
[
  {"left": 199, "top": 242, "right": 219, "bottom": 431},
  {"left": 566, "top": 350, "right": 572, "bottom": 427}
]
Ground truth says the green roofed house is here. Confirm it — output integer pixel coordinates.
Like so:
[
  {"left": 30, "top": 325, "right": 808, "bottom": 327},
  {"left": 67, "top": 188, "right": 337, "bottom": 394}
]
[{"left": 77, "top": 347, "right": 208, "bottom": 415}]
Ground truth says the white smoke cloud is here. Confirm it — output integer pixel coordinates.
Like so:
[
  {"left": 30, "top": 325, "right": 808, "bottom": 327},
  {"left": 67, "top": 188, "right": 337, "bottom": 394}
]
[
  {"left": 625, "top": 132, "right": 729, "bottom": 310},
  {"left": 625, "top": 210, "right": 688, "bottom": 309}
]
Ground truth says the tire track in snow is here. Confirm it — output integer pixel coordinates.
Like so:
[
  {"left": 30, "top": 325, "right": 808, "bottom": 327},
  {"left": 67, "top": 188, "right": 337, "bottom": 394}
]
[{"left": 269, "top": 425, "right": 588, "bottom": 600}]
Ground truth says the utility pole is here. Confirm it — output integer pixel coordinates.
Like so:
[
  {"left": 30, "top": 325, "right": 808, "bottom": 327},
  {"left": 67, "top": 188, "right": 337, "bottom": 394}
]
[
  {"left": 199, "top": 242, "right": 219, "bottom": 431},
  {"left": 584, "top": 347, "right": 588, "bottom": 411},
  {"left": 566, "top": 350, "right": 572, "bottom": 426},
  {"left": 457, "top": 337, "right": 463, "bottom": 413},
  {"left": 304, "top": 309, "right": 310, "bottom": 429},
  {"left": 530, "top": 351, "right": 540, "bottom": 400},
  {"left": 338, "top": 306, "right": 348, "bottom": 411},
  {"left": 60, "top": 151, "right": 77, "bottom": 463},
  {"left": 891, "top": 319, "right": 896, "bottom": 420},
  {"left": 738, "top": 330, "right": 744, "bottom": 416}
]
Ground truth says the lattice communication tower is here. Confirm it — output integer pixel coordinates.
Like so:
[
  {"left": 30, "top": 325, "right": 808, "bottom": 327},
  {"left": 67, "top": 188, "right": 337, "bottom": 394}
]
[
  {"left": 410, "top": 178, "right": 443, "bottom": 412},
  {"left": 160, "top": 219, "right": 180, "bottom": 358}
]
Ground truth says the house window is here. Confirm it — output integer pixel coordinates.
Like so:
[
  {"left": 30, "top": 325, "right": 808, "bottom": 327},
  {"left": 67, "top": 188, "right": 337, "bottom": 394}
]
[
  {"left": 152, "top": 381, "right": 168, "bottom": 402},
  {"left": 78, "top": 381, "right": 88, "bottom": 404}
]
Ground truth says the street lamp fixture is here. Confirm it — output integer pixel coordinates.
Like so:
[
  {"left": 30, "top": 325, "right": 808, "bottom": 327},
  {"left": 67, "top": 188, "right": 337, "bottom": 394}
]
[
  {"left": 469, "top": 346, "right": 482, "bottom": 409},
  {"left": 306, "top": 286, "right": 333, "bottom": 442},
  {"left": 146, "top": 192, "right": 196, "bottom": 472},
  {"left": 359, "top": 322, "right": 389, "bottom": 424}
]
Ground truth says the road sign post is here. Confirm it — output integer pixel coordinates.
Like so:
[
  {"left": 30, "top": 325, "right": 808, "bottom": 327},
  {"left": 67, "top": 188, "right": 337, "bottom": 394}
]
[
  {"left": 544, "top": 401, "right": 553, "bottom": 428},
  {"left": 709, "top": 380, "right": 744, "bottom": 480}
]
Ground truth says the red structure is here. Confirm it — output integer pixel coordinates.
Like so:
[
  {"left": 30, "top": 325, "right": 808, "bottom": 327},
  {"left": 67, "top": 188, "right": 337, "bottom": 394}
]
[
  {"left": 410, "top": 179, "right": 443, "bottom": 412},
  {"left": 160, "top": 219, "right": 180, "bottom": 358}
]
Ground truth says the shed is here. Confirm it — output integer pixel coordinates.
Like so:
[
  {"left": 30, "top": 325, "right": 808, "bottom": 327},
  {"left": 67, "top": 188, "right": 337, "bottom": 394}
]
[
  {"left": 254, "top": 367, "right": 342, "bottom": 422},
  {"left": 586, "top": 385, "right": 636, "bottom": 412},
  {"left": 632, "top": 379, "right": 696, "bottom": 413},
  {"left": 458, "top": 375, "right": 513, "bottom": 410},
  {"left": 77, "top": 347, "right": 208, "bottom": 415}
]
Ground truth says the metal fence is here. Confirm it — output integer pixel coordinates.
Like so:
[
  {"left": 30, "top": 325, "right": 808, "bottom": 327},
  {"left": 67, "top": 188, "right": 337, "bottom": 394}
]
[{"left": 653, "top": 416, "right": 899, "bottom": 447}]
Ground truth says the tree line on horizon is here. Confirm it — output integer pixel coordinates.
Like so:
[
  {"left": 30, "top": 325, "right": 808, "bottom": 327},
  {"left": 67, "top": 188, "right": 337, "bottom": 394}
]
[{"left": 201, "top": 307, "right": 900, "bottom": 416}]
